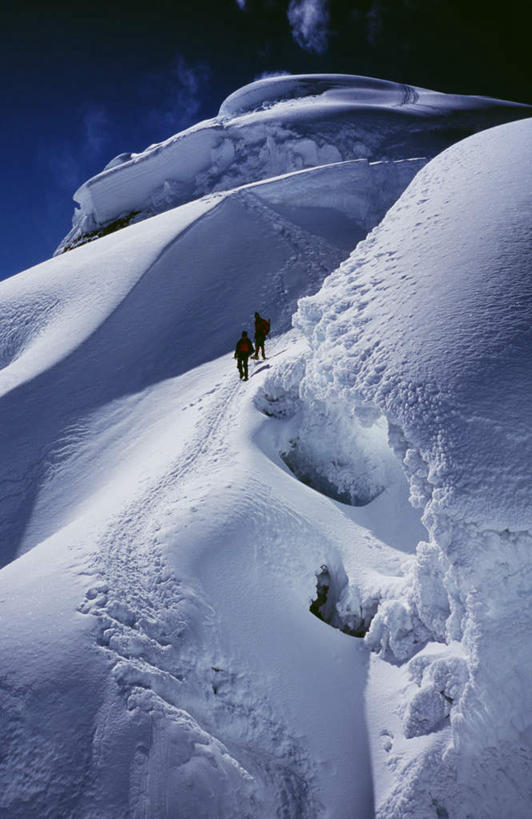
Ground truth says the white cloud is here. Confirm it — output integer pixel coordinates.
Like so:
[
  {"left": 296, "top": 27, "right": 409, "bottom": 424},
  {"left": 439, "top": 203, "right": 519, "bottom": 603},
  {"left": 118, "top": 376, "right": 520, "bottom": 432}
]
[
  {"left": 287, "top": 0, "right": 330, "bottom": 54},
  {"left": 254, "top": 70, "right": 292, "bottom": 80},
  {"left": 82, "top": 107, "right": 110, "bottom": 156},
  {"left": 235, "top": 0, "right": 329, "bottom": 55},
  {"left": 47, "top": 105, "right": 111, "bottom": 195},
  {"left": 145, "top": 57, "right": 210, "bottom": 139},
  {"left": 48, "top": 146, "right": 80, "bottom": 193}
]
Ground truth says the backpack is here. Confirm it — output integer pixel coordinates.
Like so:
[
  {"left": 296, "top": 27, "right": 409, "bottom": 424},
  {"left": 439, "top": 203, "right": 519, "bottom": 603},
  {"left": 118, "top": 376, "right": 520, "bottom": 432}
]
[
  {"left": 237, "top": 337, "right": 253, "bottom": 355},
  {"left": 258, "top": 318, "right": 270, "bottom": 336}
]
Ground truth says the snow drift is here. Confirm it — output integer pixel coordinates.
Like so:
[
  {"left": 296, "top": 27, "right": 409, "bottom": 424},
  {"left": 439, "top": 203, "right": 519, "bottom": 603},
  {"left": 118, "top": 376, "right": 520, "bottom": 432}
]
[{"left": 274, "top": 116, "right": 532, "bottom": 816}]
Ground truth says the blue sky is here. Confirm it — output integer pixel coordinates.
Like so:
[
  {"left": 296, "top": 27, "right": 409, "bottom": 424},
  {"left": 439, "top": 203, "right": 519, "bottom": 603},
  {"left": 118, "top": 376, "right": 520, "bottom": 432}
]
[{"left": 1, "top": 0, "right": 529, "bottom": 280}]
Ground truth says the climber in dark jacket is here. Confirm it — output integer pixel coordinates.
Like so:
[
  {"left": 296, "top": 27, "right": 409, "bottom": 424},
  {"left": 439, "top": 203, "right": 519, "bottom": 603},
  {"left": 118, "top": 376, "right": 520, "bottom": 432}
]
[
  {"left": 234, "top": 331, "right": 254, "bottom": 381},
  {"left": 252, "top": 312, "right": 271, "bottom": 359}
]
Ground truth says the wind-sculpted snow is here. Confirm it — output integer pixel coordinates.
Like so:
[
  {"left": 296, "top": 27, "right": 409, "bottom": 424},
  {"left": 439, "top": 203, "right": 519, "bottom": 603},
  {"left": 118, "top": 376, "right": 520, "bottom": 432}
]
[
  {"left": 219, "top": 72, "right": 521, "bottom": 118},
  {"left": 218, "top": 74, "right": 416, "bottom": 116},
  {"left": 297, "top": 117, "right": 532, "bottom": 528},
  {"left": 293, "top": 117, "right": 532, "bottom": 816},
  {"left": 57, "top": 74, "right": 530, "bottom": 253}
]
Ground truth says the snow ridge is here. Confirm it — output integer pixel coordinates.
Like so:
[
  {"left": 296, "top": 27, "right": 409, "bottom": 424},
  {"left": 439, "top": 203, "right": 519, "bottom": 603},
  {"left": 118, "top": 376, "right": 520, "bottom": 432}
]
[
  {"left": 56, "top": 74, "right": 531, "bottom": 254},
  {"left": 291, "top": 117, "right": 532, "bottom": 817}
]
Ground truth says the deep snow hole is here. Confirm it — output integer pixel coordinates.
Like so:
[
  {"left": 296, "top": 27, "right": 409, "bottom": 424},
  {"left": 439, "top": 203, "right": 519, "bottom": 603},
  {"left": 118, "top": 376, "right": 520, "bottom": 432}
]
[
  {"left": 281, "top": 442, "right": 382, "bottom": 506},
  {"left": 309, "top": 564, "right": 378, "bottom": 637}
]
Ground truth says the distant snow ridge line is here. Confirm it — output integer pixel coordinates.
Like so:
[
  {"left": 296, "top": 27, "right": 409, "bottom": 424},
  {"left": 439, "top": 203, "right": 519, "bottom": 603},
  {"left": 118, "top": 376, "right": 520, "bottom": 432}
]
[
  {"left": 218, "top": 74, "right": 419, "bottom": 117},
  {"left": 288, "top": 118, "right": 532, "bottom": 817},
  {"left": 58, "top": 155, "right": 426, "bottom": 259},
  {"left": 56, "top": 73, "right": 531, "bottom": 254}
]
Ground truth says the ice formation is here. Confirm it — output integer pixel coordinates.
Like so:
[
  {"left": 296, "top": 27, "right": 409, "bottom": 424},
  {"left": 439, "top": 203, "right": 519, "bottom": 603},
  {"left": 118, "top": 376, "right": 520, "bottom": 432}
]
[
  {"left": 286, "top": 116, "right": 532, "bottom": 815},
  {"left": 57, "top": 74, "right": 530, "bottom": 254}
]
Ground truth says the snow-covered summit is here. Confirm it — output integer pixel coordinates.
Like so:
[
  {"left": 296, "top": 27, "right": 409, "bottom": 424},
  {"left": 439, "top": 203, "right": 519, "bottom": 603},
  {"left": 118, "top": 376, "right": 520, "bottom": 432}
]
[
  {"left": 218, "top": 72, "right": 524, "bottom": 118},
  {"left": 57, "top": 73, "right": 531, "bottom": 254}
]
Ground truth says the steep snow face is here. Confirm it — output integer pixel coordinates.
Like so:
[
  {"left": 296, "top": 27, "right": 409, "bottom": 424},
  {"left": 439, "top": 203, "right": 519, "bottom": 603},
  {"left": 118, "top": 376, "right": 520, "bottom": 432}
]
[
  {"left": 294, "top": 118, "right": 532, "bottom": 816},
  {"left": 57, "top": 74, "right": 531, "bottom": 253}
]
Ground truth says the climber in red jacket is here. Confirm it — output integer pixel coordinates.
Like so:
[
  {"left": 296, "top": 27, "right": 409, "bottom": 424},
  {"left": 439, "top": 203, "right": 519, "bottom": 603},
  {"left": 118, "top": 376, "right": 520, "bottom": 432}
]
[{"left": 234, "top": 331, "right": 254, "bottom": 381}]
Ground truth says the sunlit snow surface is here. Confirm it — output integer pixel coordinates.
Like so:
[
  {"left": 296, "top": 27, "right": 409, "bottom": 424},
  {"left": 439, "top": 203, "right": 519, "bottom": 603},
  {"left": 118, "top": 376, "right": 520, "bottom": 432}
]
[{"left": 0, "top": 75, "right": 531, "bottom": 818}]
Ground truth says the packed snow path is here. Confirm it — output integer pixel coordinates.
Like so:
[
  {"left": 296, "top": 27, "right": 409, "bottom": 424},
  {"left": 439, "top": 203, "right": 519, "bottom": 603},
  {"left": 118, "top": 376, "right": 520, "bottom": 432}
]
[
  {"left": 0, "top": 333, "right": 421, "bottom": 817},
  {"left": 74, "top": 344, "right": 379, "bottom": 817}
]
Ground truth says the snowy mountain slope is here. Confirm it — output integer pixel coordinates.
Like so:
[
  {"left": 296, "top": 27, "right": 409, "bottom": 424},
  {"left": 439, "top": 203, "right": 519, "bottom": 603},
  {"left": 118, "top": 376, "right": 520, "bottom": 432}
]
[
  {"left": 284, "top": 116, "right": 532, "bottom": 816},
  {"left": 0, "top": 78, "right": 432, "bottom": 818},
  {"left": 2, "top": 74, "right": 531, "bottom": 818},
  {"left": 0, "top": 156, "right": 426, "bottom": 569},
  {"left": 57, "top": 74, "right": 531, "bottom": 254},
  {"left": 0, "top": 330, "right": 422, "bottom": 817}
]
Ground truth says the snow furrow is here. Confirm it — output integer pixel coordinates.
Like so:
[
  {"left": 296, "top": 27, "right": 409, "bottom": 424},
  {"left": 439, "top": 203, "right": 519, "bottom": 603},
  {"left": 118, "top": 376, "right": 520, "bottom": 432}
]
[{"left": 76, "top": 358, "right": 322, "bottom": 817}]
